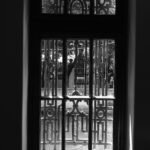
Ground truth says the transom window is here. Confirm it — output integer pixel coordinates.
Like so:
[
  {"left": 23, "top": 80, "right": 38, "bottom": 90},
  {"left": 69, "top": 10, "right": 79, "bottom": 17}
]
[{"left": 41, "top": 0, "right": 116, "bottom": 15}]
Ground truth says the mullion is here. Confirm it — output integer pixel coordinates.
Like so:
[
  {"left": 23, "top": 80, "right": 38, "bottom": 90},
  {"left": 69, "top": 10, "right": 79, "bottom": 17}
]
[
  {"left": 84, "top": 40, "right": 87, "bottom": 95},
  {"left": 62, "top": 38, "right": 67, "bottom": 150},
  {"left": 90, "top": 0, "right": 94, "bottom": 15},
  {"left": 64, "top": 0, "right": 68, "bottom": 15},
  {"left": 88, "top": 38, "right": 93, "bottom": 150}
]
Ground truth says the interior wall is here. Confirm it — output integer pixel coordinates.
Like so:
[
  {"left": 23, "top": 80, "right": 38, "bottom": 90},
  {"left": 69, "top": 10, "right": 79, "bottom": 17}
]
[
  {"left": 134, "top": 0, "right": 150, "bottom": 149},
  {"left": 4, "top": 0, "right": 150, "bottom": 150}
]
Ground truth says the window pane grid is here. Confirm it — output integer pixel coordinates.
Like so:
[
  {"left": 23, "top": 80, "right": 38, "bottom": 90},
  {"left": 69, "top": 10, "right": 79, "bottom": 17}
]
[{"left": 40, "top": 39, "right": 115, "bottom": 150}]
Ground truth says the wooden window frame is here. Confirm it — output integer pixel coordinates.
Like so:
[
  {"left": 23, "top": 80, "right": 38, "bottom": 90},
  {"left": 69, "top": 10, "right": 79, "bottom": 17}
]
[{"left": 23, "top": 1, "right": 130, "bottom": 150}]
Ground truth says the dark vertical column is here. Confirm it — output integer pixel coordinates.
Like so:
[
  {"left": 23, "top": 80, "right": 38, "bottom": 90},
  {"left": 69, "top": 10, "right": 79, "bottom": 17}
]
[
  {"left": 54, "top": 99, "right": 57, "bottom": 150},
  {"left": 62, "top": 38, "right": 67, "bottom": 150},
  {"left": 94, "top": 40, "right": 97, "bottom": 96},
  {"left": 84, "top": 40, "right": 87, "bottom": 95},
  {"left": 55, "top": 40, "right": 58, "bottom": 96},
  {"left": 105, "top": 40, "right": 108, "bottom": 96},
  {"left": 98, "top": 40, "right": 101, "bottom": 96},
  {"left": 88, "top": 38, "right": 93, "bottom": 150},
  {"left": 43, "top": 40, "right": 47, "bottom": 150},
  {"left": 52, "top": 40, "right": 55, "bottom": 96},
  {"left": 74, "top": 40, "right": 78, "bottom": 91},
  {"left": 90, "top": 0, "right": 94, "bottom": 15},
  {"left": 102, "top": 40, "right": 104, "bottom": 96},
  {"left": 93, "top": 100, "right": 96, "bottom": 149},
  {"left": 64, "top": 0, "right": 68, "bottom": 14}
]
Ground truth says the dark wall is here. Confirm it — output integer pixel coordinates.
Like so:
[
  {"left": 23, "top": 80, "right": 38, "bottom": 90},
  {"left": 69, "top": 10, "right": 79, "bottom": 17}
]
[
  {"left": 4, "top": 0, "right": 150, "bottom": 150},
  {"left": 134, "top": 0, "right": 150, "bottom": 149},
  {"left": 5, "top": 0, "right": 22, "bottom": 149}
]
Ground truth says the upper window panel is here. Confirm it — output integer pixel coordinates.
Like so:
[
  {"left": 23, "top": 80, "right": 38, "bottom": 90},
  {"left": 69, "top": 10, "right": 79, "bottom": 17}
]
[
  {"left": 42, "top": 0, "right": 64, "bottom": 14},
  {"left": 94, "top": 0, "right": 116, "bottom": 15},
  {"left": 42, "top": 0, "right": 116, "bottom": 15},
  {"left": 68, "top": 0, "right": 90, "bottom": 15}
]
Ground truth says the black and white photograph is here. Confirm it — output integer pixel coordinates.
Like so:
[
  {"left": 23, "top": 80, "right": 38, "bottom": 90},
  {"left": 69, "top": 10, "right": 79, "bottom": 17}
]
[{"left": 4, "top": 0, "right": 150, "bottom": 150}]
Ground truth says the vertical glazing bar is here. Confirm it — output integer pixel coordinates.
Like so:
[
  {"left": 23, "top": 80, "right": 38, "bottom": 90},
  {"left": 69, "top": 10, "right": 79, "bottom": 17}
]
[
  {"left": 88, "top": 38, "right": 93, "bottom": 150},
  {"left": 90, "top": 0, "right": 94, "bottom": 15},
  {"left": 75, "top": 40, "right": 78, "bottom": 91},
  {"left": 84, "top": 40, "right": 87, "bottom": 95},
  {"left": 94, "top": 40, "right": 97, "bottom": 96},
  {"left": 52, "top": 40, "right": 55, "bottom": 96},
  {"left": 102, "top": 40, "right": 104, "bottom": 96},
  {"left": 93, "top": 100, "right": 96, "bottom": 149},
  {"left": 62, "top": 39, "right": 66, "bottom": 150},
  {"left": 60, "top": 0, "right": 63, "bottom": 13},
  {"left": 54, "top": 100, "right": 57, "bottom": 150},
  {"left": 104, "top": 40, "right": 106, "bottom": 96},
  {"left": 98, "top": 40, "right": 100, "bottom": 96},
  {"left": 105, "top": 40, "right": 108, "bottom": 96},
  {"left": 64, "top": 0, "right": 67, "bottom": 14},
  {"left": 47, "top": 40, "right": 50, "bottom": 96},
  {"left": 56, "top": 0, "right": 58, "bottom": 13},
  {"left": 43, "top": 40, "right": 47, "bottom": 150},
  {"left": 55, "top": 40, "right": 58, "bottom": 96}
]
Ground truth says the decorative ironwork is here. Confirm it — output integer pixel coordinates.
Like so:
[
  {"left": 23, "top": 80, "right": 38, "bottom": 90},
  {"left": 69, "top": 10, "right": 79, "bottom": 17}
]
[
  {"left": 93, "top": 40, "right": 115, "bottom": 97},
  {"left": 68, "top": 0, "right": 90, "bottom": 14},
  {"left": 65, "top": 99, "right": 89, "bottom": 145},
  {"left": 92, "top": 100, "right": 113, "bottom": 150},
  {"left": 40, "top": 100, "right": 62, "bottom": 150},
  {"left": 42, "top": 0, "right": 64, "bottom": 14},
  {"left": 42, "top": 0, "right": 116, "bottom": 15},
  {"left": 67, "top": 39, "right": 90, "bottom": 96},
  {"left": 94, "top": 0, "right": 116, "bottom": 15},
  {"left": 41, "top": 39, "right": 63, "bottom": 97}
]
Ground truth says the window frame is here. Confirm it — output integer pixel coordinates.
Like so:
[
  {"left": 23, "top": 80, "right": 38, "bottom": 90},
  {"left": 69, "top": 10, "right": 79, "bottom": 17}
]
[{"left": 26, "top": 1, "right": 129, "bottom": 150}]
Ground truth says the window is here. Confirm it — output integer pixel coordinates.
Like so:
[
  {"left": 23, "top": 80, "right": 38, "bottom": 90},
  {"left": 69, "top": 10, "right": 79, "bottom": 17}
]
[
  {"left": 40, "top": 39, "right": 115, "bottom": 150},
  {"left": 41, "top": 0, "right": 115, "bottom": 15},
  {"left": 27, "top": 1, "right": 129, "bottom": 150}
]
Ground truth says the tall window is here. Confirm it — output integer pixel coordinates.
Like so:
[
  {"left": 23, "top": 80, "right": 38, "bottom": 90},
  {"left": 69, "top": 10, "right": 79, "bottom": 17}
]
[{"left": 27, "top": 1, "right": 128, "bottom": 150}]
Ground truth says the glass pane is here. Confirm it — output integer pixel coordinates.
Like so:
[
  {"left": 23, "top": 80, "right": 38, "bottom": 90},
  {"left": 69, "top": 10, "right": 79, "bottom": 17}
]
[
  {"left": 68, "top": 0, "right": 90, "bottom": 15},
  {"left": 92, "top": 100, "right": 113, "bottom": 150},
  {"left": 66, "top": 99, "right": 89, "bottom": 150},
  {"left": 93, "top": 40, "right": 115, "bottom": 97},
  {"left": 42, "top": 0, "right": 64, "bottom": 14},
  {"left": 40, "top": 100, "right": 62, "bottom": 150},
  {"left": 94, "top": 0, "right": 116, "bottom": 15},
  {"left": 41, "top": 39, "right": 63, "bottom": 98},
  {"left": 66, "top": 39, "right": 90, "bottom": 97}
]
